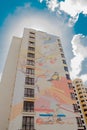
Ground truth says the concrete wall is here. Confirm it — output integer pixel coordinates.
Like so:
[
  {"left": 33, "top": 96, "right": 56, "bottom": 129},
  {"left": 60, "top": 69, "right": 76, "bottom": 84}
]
[{"left": 0, "top": 37, "right": 22, "bottom": 130}]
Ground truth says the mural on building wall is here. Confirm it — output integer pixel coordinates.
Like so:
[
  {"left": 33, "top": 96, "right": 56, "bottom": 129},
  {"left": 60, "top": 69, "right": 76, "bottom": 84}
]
[{"left": 35, "top": 34, "right": 78, "bottom": 126}]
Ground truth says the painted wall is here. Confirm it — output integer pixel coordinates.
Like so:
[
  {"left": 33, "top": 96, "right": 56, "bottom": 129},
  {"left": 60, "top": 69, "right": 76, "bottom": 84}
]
[{"left": 35, "top": 31, "right": 78, "bottom": 130}]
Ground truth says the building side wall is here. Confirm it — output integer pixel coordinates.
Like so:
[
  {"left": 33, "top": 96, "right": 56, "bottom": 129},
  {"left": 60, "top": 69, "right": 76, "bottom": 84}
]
[
  {"left": 8, "top": 28, "right": 36, "bottom": 130},
  {"left": 0, "top": 37, "right": 22, "bottom": 130}
]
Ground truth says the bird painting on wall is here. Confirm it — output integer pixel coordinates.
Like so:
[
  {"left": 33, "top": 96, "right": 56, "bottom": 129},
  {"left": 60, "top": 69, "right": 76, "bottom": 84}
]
[{"left": 48, "top": 72, "right": 59, "bottom": 81}]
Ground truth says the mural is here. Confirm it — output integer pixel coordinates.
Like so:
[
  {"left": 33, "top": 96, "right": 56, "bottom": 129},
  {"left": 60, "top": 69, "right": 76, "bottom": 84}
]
[{"left": 35, "top": 34, "right": 77, "bottom": 127}]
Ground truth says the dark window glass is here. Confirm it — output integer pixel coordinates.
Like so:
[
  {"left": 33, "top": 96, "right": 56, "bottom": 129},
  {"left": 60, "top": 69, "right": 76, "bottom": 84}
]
[
  {"left": 29, "top": 41, "right": 35, "bottom": 46},
  {"left": 70, "top": 93, "right": 76, "bottom": 100},
  {"left": 76, "top": 117, "right": 83, "bottom": 127},
  {"left": 23, "top": 101, "right": 34, "bottom": 112},
  {"left": 84, "top": 109, "right": 87, "bottom": 112},
  {"left": 73, "top": 104, "right": 79, "bottom": 112},
  {"left": 27, "top": 60, "right": 35, "bottom": 66},
  {"left": 61, "top": 53, "right": 65, "bottom": 58},
  {"left": 28, "top": 47, "right": 35, "bottom": 51},
  {"left": 66, "top": 74, "right": 70, "bottom": 80},
  {"left": 29, "top": 36, "right": 35, "bottom": 39},
  {"left": 24, "top": 88, "right": 34, "bottom": 97},
  {"left": 30, "top": 32, "right": 35, "bottom": 35},
  {"left": 62, "top": 60, "right": 66, "bottom": 64},
  {"left": 68, "top": 83, "right": 73, "bottom": 89},
  {"left": 27, "top": 53, "right": 35, "bottom": 58},
  {"left": 64, "top": 66, "right": 68, "bottom": 72},
  {"left": 25, "top": 77, "right": 34, "bottom": 85},
  {"left": 60, "top": 48, "right": 63, "bottom": 52},
  {"left": 22, "top": 116, "right": 34, "bottom": 130},
  {"left": 26, "top": 68, "right": 35, "bottom": 75}
]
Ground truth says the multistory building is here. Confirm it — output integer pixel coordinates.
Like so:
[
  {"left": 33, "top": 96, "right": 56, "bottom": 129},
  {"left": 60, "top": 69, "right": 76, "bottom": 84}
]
[
  {"left": 0, "top": 28, "right": 85, "bottom": 130},
  {"left": 73, "top": 78, "right": 87, "bottom": 129}
]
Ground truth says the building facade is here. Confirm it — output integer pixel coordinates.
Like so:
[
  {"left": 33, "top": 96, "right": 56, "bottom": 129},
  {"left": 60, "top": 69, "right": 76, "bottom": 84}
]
[
  {"left": 73, "top": 78, "right": 87, "bottom": 129},
  {"left": 0, "top": 28, "right": 85, "bottom": 130}
]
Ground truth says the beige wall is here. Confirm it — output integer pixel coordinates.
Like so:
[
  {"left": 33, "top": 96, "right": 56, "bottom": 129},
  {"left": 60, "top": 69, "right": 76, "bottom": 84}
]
[{"left": 0, "top": 37, "right": 22, "bottom": 130}]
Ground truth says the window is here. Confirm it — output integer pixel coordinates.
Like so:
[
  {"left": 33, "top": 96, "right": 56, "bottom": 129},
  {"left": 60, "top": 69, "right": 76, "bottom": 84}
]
[
  {"left": 78, "top": 92, "right": 82, "bottom": 94},
  {"left": 23, "top": 101, "right": 34, "bottom": 112},
  {"left": 22, "top": 116, "right": 34, "bottom": 130},
  {"left": 29, "top": 41, "right": 35, "bottom": 46},
  {"left": 68, "top": 83, "right": 73, "bottom": 89},
  {"left": 82, "top": 104, "right": 86, "bottom": 107},
  {"left": 25, "top": 77, "right": 34, "bottom": 85},
  {"left": 58, "top": 43, "right": 62, "bottom": 47},
  {"left": 29, "top": 36, "right": 35, "bottom": 39},
  {"left": 28, "top": 47, "right": 35, "bottom": 51},
  {"left": 77, "top": 101, "right": 79, "bottom": 104},
  {"left": 30, "top": 32, "right": 35, "bottom": 35},
  {"left": 76, "top": 117, "right": 83, "bottom": 127},
  {"left": 78, "top": 88, "right": 81, "bottom": 91},
  {"left": 61, "top": 53, "right": 65, "bottom": 58},
  {"left": 80, "top": 95, "right": 84, "bottom": 98},
  {"left": 76, "top": 84, "right": 80, "bottom": 87},
  {"left": 64, "top": 66, "right": 68, "bottom": 72},
  {"left": 62, "top": 60, "right": 66, "bottom": 64},
  {"left": 85, "top": 114, "right": 87, "bottom": 116},
  {"left": 81, "top": 100, "right": 84, "bottom": 102},
  {"left": 24, "top": 88, "right": 34, "bottom": 97},
  {"left": 60, "top": 48, "right": 63, "bottom": 52},
  {"left": 75, "top": 81, "right": 79, "bottom": 84},
  {"left": 66, "top": 74, "right": 70, "bottom": 80},
  {"left": 84, "top": 109, "right": 87, "bottom": 112},
  {"left": 70, "top": 93, "right": 76, "bottom": 100},
  {"left": 73, "top": 104, "right": 79, "bottom": 112},
  {"left": 26, "top": 68, "right": 35, "bottom": 75},
  {"left": 27, "top": 53, "right": 35, "bottom": 58},
  {"left": 57, "top": 39, "right": 60, "bottom": 42},
  {"left": 27, "top": 60, "right": 35, "bottom": 66}
]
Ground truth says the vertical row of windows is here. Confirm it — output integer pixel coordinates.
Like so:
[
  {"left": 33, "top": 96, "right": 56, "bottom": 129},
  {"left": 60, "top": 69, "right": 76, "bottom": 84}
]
[{"left": 22, "top": 32, "right": 35, "bottom": 130}]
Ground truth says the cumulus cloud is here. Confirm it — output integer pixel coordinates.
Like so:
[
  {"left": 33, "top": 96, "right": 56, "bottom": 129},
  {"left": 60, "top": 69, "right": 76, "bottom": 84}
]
[
  {"left": 0, "top": 2, "right": 73, "bottom": 74},
  {"left": 46, "top": 0, "right": 59, "bottom": 11},
  {"left": 70, "top": 34, "right": 87, "bottom": 83},
  {"left": 39, "top": 0, "right": 87, "bottom": 26}
]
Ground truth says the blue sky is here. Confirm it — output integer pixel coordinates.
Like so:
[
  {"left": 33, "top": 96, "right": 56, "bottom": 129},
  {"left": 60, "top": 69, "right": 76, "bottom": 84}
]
[{"left": 0, "top": 0, "right": 87, "bottom": 84}]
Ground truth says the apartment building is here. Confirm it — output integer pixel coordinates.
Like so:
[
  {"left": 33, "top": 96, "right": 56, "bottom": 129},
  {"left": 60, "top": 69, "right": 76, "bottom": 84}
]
[
  {"left": 73, "top": 78, "right": 87, "bottom": 129},
  {"left": 0, "top": 28, "right": 85, "bottom": 130}
]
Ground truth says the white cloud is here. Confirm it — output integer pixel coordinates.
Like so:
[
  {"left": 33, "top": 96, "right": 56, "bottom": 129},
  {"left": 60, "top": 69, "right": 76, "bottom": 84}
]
[
  {"left": 39, "top": 0, "right": 87, "bottom": 26},
  {"left": 80, "top": 74, "right": 87, "bottom": 84},
  {"left": 46, "top": 0, "right": 59, "bottom": 11},
  {"left": 70, "top": 34, "right": 87, "bottom": 83},
  {"left": 59, "top": 0, "right": 87, "bottom": 25}
]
